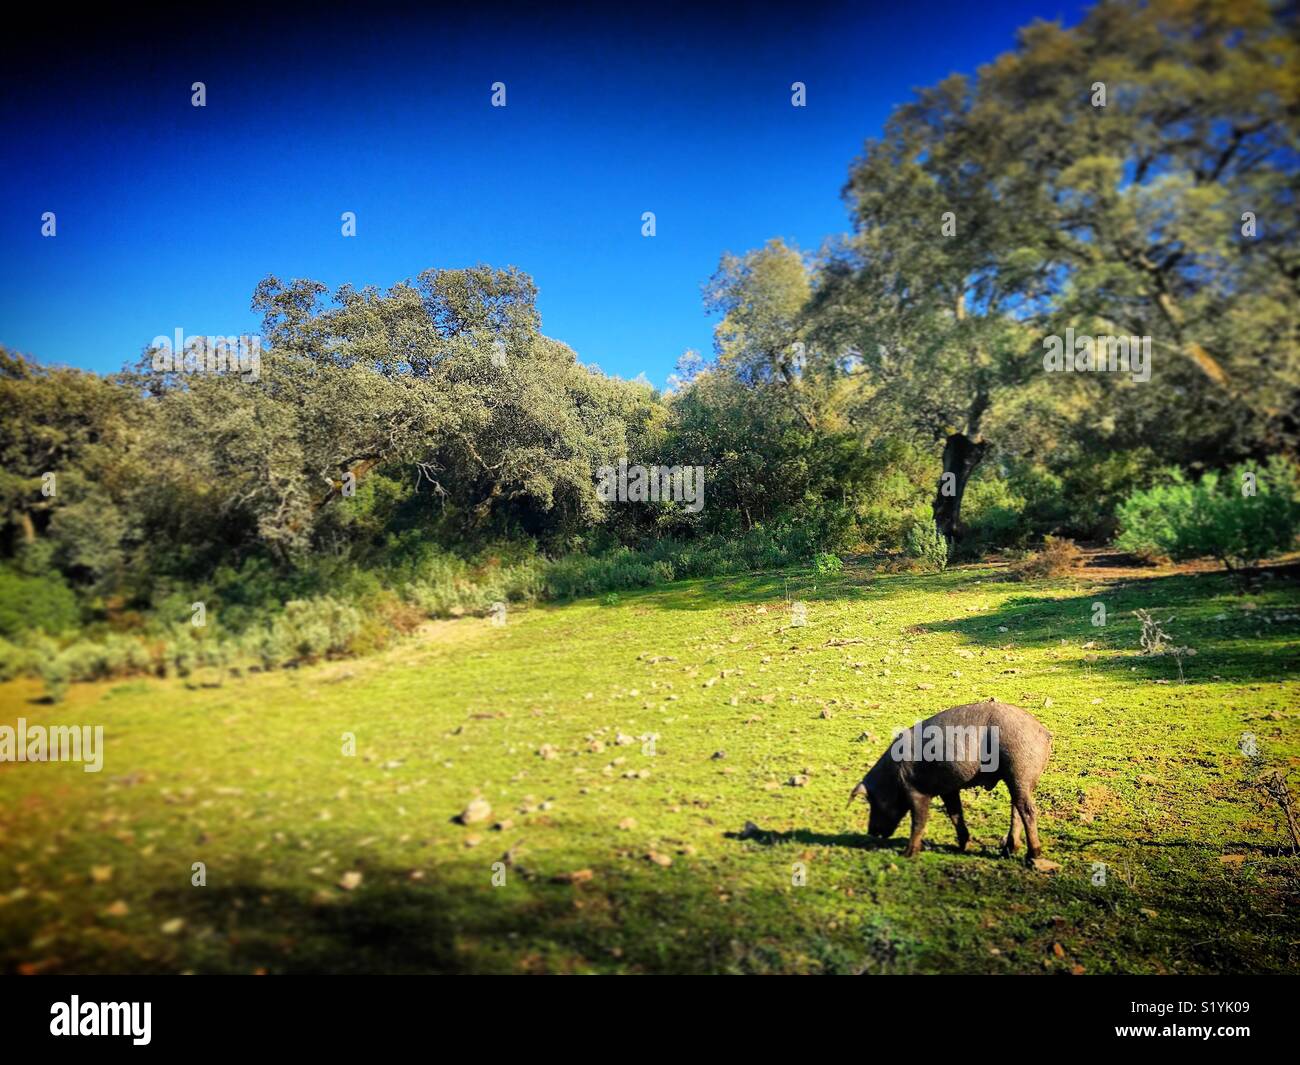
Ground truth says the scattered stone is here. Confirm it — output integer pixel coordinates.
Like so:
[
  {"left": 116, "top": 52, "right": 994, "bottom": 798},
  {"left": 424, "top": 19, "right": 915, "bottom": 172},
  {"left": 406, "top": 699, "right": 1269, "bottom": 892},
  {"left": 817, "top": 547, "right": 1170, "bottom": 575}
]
[{"left": 457, "top": 798, "right": 492, "bottom": 825}]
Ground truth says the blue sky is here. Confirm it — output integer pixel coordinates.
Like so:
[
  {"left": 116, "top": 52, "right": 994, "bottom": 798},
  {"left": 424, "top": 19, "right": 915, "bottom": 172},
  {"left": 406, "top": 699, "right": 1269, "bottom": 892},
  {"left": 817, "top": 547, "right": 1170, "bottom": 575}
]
[{"left": 0, "top": 1, "right": 1086, "bottom": 387}]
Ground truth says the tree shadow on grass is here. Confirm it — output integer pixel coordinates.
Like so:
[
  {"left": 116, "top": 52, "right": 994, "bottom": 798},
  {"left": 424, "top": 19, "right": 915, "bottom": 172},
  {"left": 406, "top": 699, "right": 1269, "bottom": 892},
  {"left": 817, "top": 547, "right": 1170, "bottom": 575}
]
[
  {"left": 125, "top": 860, "right": 814, "bottom": 975},
  {"left": 923, "top": 569, "right": 1300, "bottom": 686}
]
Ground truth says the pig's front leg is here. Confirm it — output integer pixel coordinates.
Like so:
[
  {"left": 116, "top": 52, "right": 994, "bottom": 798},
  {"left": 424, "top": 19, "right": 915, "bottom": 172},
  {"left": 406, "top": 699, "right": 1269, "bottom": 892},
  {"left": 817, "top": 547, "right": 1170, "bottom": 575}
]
[
  {"left": 941, "top": 791, "right": 971, "bottom": 851},
  {"left": 902, "top": 793, "right": 930, "bottom": 857}
]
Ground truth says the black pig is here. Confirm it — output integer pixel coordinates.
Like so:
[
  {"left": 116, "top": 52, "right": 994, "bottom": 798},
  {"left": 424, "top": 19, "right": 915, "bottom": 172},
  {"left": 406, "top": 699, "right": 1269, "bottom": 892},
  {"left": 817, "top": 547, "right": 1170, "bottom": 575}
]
[{"left": 849, "top": 700, "right": 1051, "bottom": 861}]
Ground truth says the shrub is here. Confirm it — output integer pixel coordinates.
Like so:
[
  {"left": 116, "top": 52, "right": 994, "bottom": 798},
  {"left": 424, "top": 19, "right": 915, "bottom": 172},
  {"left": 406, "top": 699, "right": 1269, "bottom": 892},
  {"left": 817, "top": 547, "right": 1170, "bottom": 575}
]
[
  {"left": 904, "top": 521, "right": 948, "bottom": 572},
  {"left": 39, "top": 655, "right": 70, "bottom": 703},
  {"left": 1011, "top": 535, "right": 1082, "bottom": 580},
  {"left": 1115, "top": 459, "right": 1300, "bottom": 571},
  {"left": 812, "top": 552, "right": 843, "bottom": 577},
  {"left": 269, "top": 597, "right": 363, "bottom": 663},
  {"left": 0, "top": 637, "right": 27, "bottom": 682},
  {"left": 962, "top": 473, "right": 1031, "bottom": 552},
  {"left": 0, "top": 569, "right": 80, "bottom": 638}
]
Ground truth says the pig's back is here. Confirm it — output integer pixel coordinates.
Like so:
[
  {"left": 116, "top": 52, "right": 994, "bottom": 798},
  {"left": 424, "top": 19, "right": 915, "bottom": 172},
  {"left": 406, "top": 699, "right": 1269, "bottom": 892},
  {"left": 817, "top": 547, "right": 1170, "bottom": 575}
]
[{"left": 928, "top": 700, "right": 1052, "bottom": 778}]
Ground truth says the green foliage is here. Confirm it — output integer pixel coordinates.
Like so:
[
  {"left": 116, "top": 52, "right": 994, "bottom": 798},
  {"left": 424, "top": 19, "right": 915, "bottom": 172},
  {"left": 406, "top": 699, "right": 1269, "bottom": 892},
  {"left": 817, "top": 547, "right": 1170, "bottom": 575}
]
[
  {"left": 0, "top": 568, "right": 80, "bottom": 637},
  {"left": 38, "top": 654, "right": 70, "bottom": 703},
  {"left": 812, "top": 552, "right": 843, "bottom": 577},
  {"left": 961, "top": 474, "right": 1031, "bottom": 552},
  {"left": 904, "top": 520, "right": 949, "bottom": 571},
  {"left": 1116, "top": 459, "right": 1300, "bottom": 570},
  {"left": 1, "top": 1, "right": 1297, "bottom": 668},
  {"left": 267, "top": 598, "right": 363, "bottom": 665}
]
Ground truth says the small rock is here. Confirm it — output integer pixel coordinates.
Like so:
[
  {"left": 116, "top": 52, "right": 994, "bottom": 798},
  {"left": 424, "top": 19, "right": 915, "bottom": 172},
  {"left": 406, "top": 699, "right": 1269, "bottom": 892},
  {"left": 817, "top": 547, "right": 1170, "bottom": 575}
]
[{"left": 457, "top": 798, "right": 492, "bottom": 825}]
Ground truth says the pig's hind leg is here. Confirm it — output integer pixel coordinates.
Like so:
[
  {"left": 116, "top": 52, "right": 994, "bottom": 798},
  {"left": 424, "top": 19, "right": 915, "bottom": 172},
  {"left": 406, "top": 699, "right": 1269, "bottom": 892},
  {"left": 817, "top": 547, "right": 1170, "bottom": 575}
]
[
  {"left": 1012, "top": 789, "right": 1043, "bottom": 863},
  {"left": 941, "top": 792, "right": 971, "bottom": 851}
]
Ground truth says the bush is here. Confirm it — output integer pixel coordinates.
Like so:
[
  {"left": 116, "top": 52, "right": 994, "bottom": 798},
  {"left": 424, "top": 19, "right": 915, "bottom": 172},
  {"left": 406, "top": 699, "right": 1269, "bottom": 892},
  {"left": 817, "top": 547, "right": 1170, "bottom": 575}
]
[
  {"left": 0, "top": 637, "right": 28, "bottom": 682},
  {"left": 1011, "top": 535, "right": 1082, "bottom": 580},
  {"left": 904, "top": 521, "right": 949, "bottom": 572},
  {"left": 1115, "top": 459, "right": 1300, "bottom": 571},
  {"left": 269, "top": 597, "right": 363, "bottom": 664},
  {"left": 39, "top": 655, "right": 70, "bottom": 703},
  {"left": 812, "top": 552, "right": 843, "bottom": 577},
  {"left": 0, "top": 569, "right": 80, "bottom": 638},
  {"left": 962, "top": 473, "right": 1031, "bottom": 552}
]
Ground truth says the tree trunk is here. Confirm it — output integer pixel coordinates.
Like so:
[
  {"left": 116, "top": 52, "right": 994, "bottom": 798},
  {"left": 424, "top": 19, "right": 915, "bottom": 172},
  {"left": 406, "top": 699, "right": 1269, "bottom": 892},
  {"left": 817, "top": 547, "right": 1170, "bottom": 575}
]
[{"left": 932, "top": 432, "right": 987, "bottom": 543}]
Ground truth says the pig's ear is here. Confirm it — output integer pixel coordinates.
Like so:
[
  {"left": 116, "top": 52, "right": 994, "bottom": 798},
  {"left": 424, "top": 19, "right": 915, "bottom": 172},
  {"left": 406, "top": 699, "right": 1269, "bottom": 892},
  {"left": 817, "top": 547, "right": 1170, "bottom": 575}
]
[{"left": 846, "top": 782, "right": 867, "bottom": 807}]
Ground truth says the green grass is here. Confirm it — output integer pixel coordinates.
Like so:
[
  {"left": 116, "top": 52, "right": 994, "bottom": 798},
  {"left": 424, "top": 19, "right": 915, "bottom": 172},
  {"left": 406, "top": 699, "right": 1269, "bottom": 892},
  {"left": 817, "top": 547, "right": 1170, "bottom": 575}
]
[{"left": 1, "top": 562, "right": 1297, "bottom": 974}]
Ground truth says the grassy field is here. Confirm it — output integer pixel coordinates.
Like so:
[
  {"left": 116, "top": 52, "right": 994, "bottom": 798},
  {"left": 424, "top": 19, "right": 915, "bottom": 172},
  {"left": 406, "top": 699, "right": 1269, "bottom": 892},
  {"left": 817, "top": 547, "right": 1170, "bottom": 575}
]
[{"left": 1, "top": 560, "right": 1297, "bottom": 974}]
